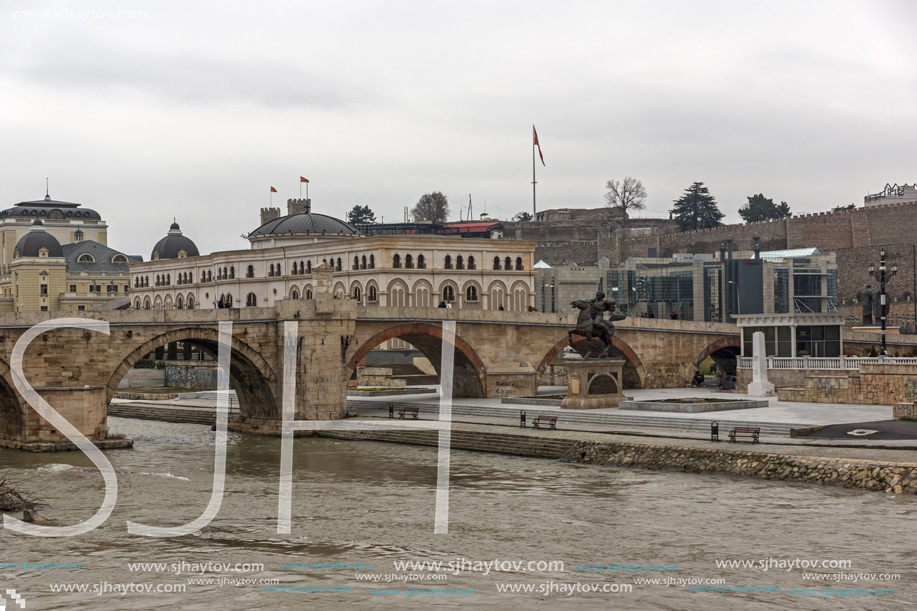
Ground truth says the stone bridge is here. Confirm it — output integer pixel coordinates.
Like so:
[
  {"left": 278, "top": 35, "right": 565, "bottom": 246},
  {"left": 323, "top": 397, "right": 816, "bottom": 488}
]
[{"left": 0, "top": 296, "right": 736, "bottom": 448}]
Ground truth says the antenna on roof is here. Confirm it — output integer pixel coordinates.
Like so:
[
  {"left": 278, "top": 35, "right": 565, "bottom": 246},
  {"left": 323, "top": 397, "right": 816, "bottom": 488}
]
[{"left": 45, "top": 178, "right": 50, "bottom": 200}]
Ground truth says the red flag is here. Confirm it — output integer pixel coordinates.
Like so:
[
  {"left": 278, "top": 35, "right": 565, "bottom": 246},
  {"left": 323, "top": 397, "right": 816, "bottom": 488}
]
[
  {"left": 270, "top": 186, "right": 277, "bottom": 192},
  {"left": 533, "top": 125, "right": 545, "bottom": 166},
  {"left": 300, "top": 177, "right": 309, "bottom": 183}
]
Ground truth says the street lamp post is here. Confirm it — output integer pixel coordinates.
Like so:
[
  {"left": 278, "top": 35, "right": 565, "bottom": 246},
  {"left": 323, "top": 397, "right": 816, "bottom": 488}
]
[
  {"left": 728, "top": 280, "right": 741, "bottom": 317},
  {"left": 868, "top": 249, "right": 898, "bottom": 356}
]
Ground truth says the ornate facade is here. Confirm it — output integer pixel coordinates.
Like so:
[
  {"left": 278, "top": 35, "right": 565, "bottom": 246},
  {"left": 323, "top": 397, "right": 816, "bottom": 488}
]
[
  {"left": 130, "top": 200, "right": 536, "bottom": 312},
  {"left": 0, "top": 194, "right": 139, "bottom": 312}
]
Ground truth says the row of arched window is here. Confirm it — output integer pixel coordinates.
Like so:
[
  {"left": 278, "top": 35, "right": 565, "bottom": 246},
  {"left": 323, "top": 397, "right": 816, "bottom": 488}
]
[
  {"left": 135, "top": 294, "right": 196, "bottom": 310},
  {"left": 391, "top": 254, "right": 427, "bottom": 269},
  {"left": 351, "top": 255, "right": 377, "bottom": 270},
  {"left": 493, "top": 256, "right": 525, "bottom": 271},
  {"left": 131, "top": 253, "right": 526, "bottom": 291}
]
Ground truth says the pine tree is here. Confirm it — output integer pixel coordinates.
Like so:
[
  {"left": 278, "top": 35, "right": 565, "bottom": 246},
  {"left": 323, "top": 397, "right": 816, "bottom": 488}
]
[
  {"left": 738, "top": 194, "right": 791, "bottom": 223},
  {"left": 670, "top": 182, "right": 724, "bottom": 231}
]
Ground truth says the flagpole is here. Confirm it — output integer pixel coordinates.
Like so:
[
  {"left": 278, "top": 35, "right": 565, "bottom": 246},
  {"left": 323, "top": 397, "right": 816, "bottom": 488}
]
[
  {"left": 299, "top": 180, "right": 302, "bottom": 199},
  {"left": 532, "top": 126, "right": 537, "bottom": 217}
]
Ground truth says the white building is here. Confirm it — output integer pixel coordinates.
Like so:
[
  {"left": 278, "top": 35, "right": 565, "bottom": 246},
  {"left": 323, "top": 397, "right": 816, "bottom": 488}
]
[{"left": 130, "top": 199, "right": 537, "bottom": 312}]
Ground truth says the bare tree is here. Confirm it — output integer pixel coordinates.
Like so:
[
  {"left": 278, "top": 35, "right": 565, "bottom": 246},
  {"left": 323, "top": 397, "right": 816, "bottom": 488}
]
[
  {"left": 411, "top": 192, "right": 450, "bottom": 223},
  {"left": 604, "top": 177, "right": 647, "bottom": 220}
]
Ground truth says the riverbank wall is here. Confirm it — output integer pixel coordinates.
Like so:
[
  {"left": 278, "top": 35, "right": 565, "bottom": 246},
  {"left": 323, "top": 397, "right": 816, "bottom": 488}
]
[{"left": 319, "top": 428, "right": 917, "bottom": 495}]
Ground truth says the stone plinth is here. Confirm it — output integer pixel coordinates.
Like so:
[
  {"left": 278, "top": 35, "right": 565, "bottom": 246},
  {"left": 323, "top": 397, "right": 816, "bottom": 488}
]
[{"left": 558, "top": 358, "right": 626, "bottom": 409}]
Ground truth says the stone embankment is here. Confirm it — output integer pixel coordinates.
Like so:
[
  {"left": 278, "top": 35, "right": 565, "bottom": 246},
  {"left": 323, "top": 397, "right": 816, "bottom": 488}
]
[
  {"left": 566, "top": 441, "right": 917, "bottom": 495},
  {"left": 321, "top": 427, "right": 917, "bottom": 495}
]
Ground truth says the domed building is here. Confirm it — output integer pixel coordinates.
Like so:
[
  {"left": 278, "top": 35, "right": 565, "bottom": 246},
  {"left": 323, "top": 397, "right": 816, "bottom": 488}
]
[
  {"left": 249, "top": 199, "right": 360, "bottom": 249},
  {"left": 151, "top": 222, "right": 200, "bottom": 260},
  {"left": 0, "top": 194, "right": 141, "bottom": 313},
  {"left": 130, "top": 198, "right": 536, "bottom": 312}
]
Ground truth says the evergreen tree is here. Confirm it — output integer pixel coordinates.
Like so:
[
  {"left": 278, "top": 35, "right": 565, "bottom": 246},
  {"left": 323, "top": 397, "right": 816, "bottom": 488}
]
[
  {"left": 738, "top": 194, "right": 791, "bottom": 223},
  {"left": 346, "top": 205, "right": 376, "bottom": 225},
  {"left": 670, "top": 182, "right": 724, "bottom": 231}
]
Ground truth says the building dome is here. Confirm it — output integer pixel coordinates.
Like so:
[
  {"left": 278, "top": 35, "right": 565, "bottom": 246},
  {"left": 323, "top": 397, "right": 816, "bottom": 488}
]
[
  {"left": 248, "top": 213, "right": 360, "bottom": 238},
  {"left": 14, "top": 219, "right": 64, "bottom": 258},
  {"left": 151, "top": 221, "right": 200, "bottom": 260}
]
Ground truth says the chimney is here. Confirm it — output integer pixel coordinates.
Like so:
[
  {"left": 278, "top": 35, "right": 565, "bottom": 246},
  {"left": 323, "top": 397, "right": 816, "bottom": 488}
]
[
  {"left": 260, "top": 207, "right": 280, "bottom": 226},
  {"left": 287, "top": 198, "right": 311, "bottom": 216}
]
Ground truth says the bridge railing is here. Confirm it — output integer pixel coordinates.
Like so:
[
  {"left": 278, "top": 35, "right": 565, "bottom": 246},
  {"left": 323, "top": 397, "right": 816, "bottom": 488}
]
[{"left": 738, "top": 356, "right": 917, "bottom": 370}]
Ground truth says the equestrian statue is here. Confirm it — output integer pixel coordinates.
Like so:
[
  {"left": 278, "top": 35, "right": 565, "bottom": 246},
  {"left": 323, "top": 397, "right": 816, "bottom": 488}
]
[{"left": 567, "top": 280, "right": 627, "bottom": 359}]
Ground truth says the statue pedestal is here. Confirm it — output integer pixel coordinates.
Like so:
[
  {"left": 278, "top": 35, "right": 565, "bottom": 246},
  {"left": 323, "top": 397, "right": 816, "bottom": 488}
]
[{"left": 559, "top": 358, "right": 626, "bottom": 409}]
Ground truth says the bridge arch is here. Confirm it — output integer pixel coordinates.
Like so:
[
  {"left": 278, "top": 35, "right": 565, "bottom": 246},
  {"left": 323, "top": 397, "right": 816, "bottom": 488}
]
[
  {"left": 346, "top": 323, "right": 486, "bottom": 398},
  {"left": 694, "top": 336, "right": 741, "bottom": 375},
  {"left": 537, "top": 335, "right": 646, "bottom": 389},
  {"left": 106, "top": 328, "right": 279, "bottom": 422}
]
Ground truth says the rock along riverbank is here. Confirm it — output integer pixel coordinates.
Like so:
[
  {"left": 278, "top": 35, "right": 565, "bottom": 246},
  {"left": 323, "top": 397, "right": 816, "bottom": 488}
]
[{"left": 319, "top": 422, "right": 917, "bottom": 496}]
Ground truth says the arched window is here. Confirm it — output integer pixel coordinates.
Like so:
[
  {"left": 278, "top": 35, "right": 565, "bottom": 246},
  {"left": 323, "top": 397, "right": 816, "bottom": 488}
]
[
  {"left": 444, "top": 255, "right": 452, "bottom": 270},
  {"left": 246, "top": 293, "right": 257, "bottom": 307},
  {"left": 269, "top": 264, "right": 275, "bottom": 277},
  {"left": 223, "top": 267, "right": 228, "bottom": 279},
  {"left": 361, "top": 255, "right": 367, "bottom": 270},
  {"left": 352, "top": 286, "right": 362, "bottom": 301},
  {"left": 134, "top": 278, "right": 139, "bottom": 288},
  {"left": 405, "top": 254, "right": 414, "bottom": 269},
  {"left": 145, "top": 276, "right": 149, "bottom": 287},
  {"left": 467, "top": 256, "right": 476, "bottom": 270},
  {"left": 188, "top": 295, "right": 194, "bottom": 310},
  {"left": 353, "top": 256, "right": 359, "bottom": 270},
  {"left": 393, "top": 254, "right": 401, "bottom": 268},
  {"left": 335, "top": 258, "right": 341, "bottom": 272},
  {"left": 112, "top": 254, "right": 128, "bottom": 264},
  {"left": 166, "top": 274, "right": 171, "bottom": 285},
  {"left": 134, "top": 298, "right": 141, "bottom": 309},
  {"left": 229, "top": 266, "right": 235, "bottom": 279},
  {"left": 368, "top": 285, "right": 377, "bottom": 302},
  {"left": 306, "top": 289, "right": 313, "bottom": 300},
  {"left": 176, "top": 296, "right": 184, "bottom": 309},
  {"left": 516, "top": 257, "right": 524, "bottom": 271},
  {"left": 292, "top": 289, "right": 300, "bottom": 300},
  {"left": 466, "top": 285, "right": 478, "bottom": 301},
  {"left": 493, "top": 256, "right": 501, "bottom": 270},
  {"left": 143, "top": 297, "right": 151, "bottom": 310},
  {"left": 155, "top": 275, "right": 161, "bottom": 287},
  {"left": 369, "top": 255, "right": 375, "bottom": 269},
  {"left": 306, "top": 261, "right": 312, "bottom": 273},
  {"left": 417, "top": 254, "right": 426, "bottom": 269},
  {"left": 225, "top": 293, "right": 233, "bottom": 307},
  {"left": 77, "top": 253, "right": 94, "bottom": 263},
  {"left": 456, "top": 256, "right": 464, "bottom": 270},
  {"left": 189, "top": 272, "right": 193, "bottom": 283},
  {"left": 505, "top": 256, "right": 512, "bottom": 270}
]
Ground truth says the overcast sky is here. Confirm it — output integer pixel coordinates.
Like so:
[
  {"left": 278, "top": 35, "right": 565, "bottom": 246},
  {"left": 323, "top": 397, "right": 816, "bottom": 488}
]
[{"left": 2, "top": 0, "right": 915, "bottom": 257}]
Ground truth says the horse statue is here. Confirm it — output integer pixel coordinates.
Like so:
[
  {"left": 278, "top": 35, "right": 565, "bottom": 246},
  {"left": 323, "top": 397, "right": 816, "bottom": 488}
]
[{"left": 568, "top": 288, "right": 626, "bottom": 359}]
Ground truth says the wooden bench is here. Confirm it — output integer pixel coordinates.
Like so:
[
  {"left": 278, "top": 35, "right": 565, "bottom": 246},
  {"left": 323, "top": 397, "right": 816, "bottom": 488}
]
[
  {"left": 728, "top": 426, "right": 760, "bottom": 443},
  {"left": 397, "top": 407, "right": 419, "bottom": 420},
  {"left": 531, "top": 415, "right": 557, "bottom": 430}
]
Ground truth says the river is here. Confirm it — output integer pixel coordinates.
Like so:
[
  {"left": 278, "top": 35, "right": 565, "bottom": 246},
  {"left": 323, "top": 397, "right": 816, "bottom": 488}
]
[{"left": 1, "top": 417, "right": 914, "bottom": 609}]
